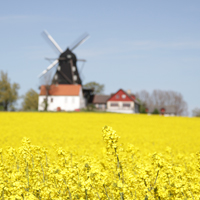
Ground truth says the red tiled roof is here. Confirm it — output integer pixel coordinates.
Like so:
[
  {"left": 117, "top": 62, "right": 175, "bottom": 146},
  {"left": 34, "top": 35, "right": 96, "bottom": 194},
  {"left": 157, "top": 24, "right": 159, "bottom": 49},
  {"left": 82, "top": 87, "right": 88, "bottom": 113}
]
[
  {"left": 107, "top": 89, "right": 134, "bottom": 102},
  {"left": 107, "top": 89, "right": 140, "bottom": 104},
  {"left": 130, "top": 94, "right": 136, "bottom": 100},
  {"left": 39, "top": 84, "right": 81, "bottom": 96}
]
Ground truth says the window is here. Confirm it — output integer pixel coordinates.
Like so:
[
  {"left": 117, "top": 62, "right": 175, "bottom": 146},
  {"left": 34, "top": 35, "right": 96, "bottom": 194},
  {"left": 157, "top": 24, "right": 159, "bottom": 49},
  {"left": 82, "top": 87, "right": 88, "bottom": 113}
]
[
  {"left": 73, "top": 75, "right": 77, "bottom": 81},
  {"left": 115, "top": 95, "right": 119, "bottom": 99},
  {"left": 51, "top": 98, "right": 53, "bottom": 103},
  {"left": 72, "top": 66, "right": 76, "bottom": 72},
  {"left": 123, "top": 103, "right": 130, "bottom": 107},
  {"left": 111, "top": 103, "right": 118, "bottom": 107},
  {"left": 122, "top": 94, "right": 126, "bottom": 99}
]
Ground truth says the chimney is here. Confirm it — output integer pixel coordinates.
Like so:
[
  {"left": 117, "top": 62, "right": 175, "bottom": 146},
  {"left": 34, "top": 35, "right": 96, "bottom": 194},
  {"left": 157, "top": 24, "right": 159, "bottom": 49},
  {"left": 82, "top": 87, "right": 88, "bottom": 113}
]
[{"left": 127, "top": 89, "right": 131, "bottom": 95}]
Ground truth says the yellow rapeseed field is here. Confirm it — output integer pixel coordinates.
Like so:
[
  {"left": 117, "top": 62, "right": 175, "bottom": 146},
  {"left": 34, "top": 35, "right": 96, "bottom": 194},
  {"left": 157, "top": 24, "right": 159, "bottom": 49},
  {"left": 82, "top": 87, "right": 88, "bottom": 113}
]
[{"left": 0, "top": 112, "right": 200, "bottom": 199}]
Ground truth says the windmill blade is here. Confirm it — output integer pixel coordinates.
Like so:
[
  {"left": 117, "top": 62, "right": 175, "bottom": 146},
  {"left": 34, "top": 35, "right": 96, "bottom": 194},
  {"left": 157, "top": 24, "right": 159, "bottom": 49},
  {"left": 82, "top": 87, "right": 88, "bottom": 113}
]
[
  {"left": 45, "top": 57, "right": 56, "bottom": 61},
  {"left": 78, "top": 60, "right": 86, "bottom": 81},
  {"left": 77, "top": 59, "right": 86, "bottom": 62},
  {"left": 38, "top": 59, "right": 58, "bottom": 78},
  {"left": 45, "top": 57, "right": 68, "bottom": 61},
  {"left": 70, "top": 33, "right": 90, "bottom": 51},
  {"left": 42, "top": 30, "right": 63, "bottom": 53}
]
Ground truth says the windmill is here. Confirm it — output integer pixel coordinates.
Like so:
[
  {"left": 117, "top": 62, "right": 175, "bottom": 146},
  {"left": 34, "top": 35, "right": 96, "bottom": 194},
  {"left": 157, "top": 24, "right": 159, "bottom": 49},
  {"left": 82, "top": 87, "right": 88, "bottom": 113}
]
[{"left": 38, "top": 31, "right": 89, "bottom": 85}]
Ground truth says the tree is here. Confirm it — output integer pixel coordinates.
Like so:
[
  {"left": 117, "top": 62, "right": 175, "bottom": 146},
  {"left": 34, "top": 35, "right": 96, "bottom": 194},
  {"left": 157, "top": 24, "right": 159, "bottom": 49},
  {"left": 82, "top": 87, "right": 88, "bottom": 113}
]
[
  {"left": 83, "top": 81, "right": 104, "bottom": 94},
  {"left": 136, "top": 90, "right": 150, "bottom": 114},
  {"left": 168, "top": 91, "right": 188, "bottom": 116},
  {"left": 0, "top": 71, "right": 20, "bottom": 111},
  {"left": 0, "top": 103, "right": 3, "bottom": 111},
  {"left": 152, "top": 108, "right": 159, "bottom": 114},
  {"left": 40, "top": 72, "right": 53, "bottom": 111},
  {"left": 136, "top": 89, "right": 188, "bottom": 116},
  {"left": 136, "top": 100, "right": 147, "bottom": 114},
  {"left": 139, "top": 104, "right": 147, "bottom": 113},
  {"left": 22, "top": 89, "right": 38, "bottom": 111},
  {"left": 136, "top": 90, "right": 151, "bottom": 105},
  {"left": 192, "top": 107, "right": 200, "bottom": 117}
]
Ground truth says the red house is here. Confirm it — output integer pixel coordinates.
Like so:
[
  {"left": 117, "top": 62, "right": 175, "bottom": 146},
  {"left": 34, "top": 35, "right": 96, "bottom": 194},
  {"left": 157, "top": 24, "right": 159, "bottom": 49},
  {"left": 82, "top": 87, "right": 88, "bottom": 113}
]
[{"left": 106, "top": 89, "right": 140, "bottom": 113}]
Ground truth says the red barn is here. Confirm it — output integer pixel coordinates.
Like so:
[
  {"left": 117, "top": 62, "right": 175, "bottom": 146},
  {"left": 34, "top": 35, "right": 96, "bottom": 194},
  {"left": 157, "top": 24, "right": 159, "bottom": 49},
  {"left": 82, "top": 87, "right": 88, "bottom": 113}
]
[{"left": 106, "top": 89, "right": 140, "bottom": 113}]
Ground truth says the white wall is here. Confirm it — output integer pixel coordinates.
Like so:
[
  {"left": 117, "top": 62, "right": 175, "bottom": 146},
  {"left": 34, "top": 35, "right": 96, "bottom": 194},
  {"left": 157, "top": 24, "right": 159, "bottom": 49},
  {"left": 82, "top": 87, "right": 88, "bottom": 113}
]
[
  {"left": 79, "top": 89, "right": 85, "bottom": 109},
  {"left": 38, "top": 96, "right": 79, "bottom": 111},
  {"left": 106, "top": 101, "right": 135, "bottom": 113},
  {"left": 38, "top": 88, "right": 86, "bottom": 111},
  {"left": 39, "top": 95, "right": 85, "bottom": 112},
  {"left": 95, "top": 104, "right": 106, "bottom": 110},
  {"left": 107, "top": 101, "right": 134, "bottom": 110}
]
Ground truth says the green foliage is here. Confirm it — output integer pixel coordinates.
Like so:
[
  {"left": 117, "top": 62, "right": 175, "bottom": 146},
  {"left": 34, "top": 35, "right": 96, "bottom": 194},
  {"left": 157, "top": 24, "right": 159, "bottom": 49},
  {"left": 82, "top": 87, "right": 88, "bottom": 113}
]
[
  {"left": 136, "top": 98, "right": 147, "bottom": 114},
  {"left": 152, "top": 108, "right": 160, "bottom": 115},
  {"left": 192, "top": 107, "right": 200, "bottom": 117},
  {"left": 87, "top": 104, "right": 96, "bottom": 111},
  {"left": 22, "top": 89, "right": 39, "bottom": 111},
  {"left": 80, "top": 104, "right": 98, "bottom": 112},
  {"left": 0, "top": 103, "right": 3, "bottom": 111},
  {"left": 43, "top": 98, "right": 48, "bottom": 111},
  {"left": 0, "top": 71, "right": 20, "bottom": 111},
  {"left": 83, "top": 81, "right": 104, "bottom": 94},
  {"left": 42, "top": 85, "right": 51, "bottom": 111},
  {"left": 139, "top": 104, "right": 147, "bottom": 114}
]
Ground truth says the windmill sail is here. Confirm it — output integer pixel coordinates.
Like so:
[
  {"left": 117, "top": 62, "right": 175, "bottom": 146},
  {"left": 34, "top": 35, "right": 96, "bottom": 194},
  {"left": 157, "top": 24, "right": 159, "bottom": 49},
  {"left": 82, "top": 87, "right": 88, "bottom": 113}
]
[
  {"left": 39, "top": 31, "right": 89, "bottom": 86},
  {"left": 38, "top": 59, "right": 58, "bottom": 78},
  {"left": 42, "top": 31, "right": 63, "bottom": 53},
  {"left": 69, "top": 33, "right": 90, "bottom": 51}
]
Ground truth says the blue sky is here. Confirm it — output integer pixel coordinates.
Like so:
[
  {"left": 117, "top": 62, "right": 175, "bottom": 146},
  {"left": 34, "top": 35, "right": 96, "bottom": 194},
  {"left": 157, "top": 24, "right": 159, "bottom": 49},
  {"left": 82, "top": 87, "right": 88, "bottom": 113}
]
[{"left": 0, "top": 0, "right": 200, "bottom": 113}]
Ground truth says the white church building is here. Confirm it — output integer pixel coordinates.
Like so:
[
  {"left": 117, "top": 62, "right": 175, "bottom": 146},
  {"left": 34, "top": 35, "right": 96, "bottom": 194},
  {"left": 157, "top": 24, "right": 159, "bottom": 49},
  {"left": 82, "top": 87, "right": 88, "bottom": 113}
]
[{"left": 38, "top": 84, "right": 85, "bottom": 111}]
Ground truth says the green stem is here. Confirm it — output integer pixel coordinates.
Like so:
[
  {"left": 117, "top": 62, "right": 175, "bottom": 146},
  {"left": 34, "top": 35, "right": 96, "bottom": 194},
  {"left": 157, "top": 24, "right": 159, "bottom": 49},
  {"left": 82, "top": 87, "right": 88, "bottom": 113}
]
[
  {"left": 2, "top": 188, "right": 4, "bottom": 200},
  {"left": 103, "top": 184, "right": 110, "bottom": 200},
  {"left": 70, "top": 153, "right": 73, "bottom": 168},
  {"left": 120, "top": 192, "right": 124, "bottom": 200},
  {"left": 26, "top": 162, "right": 29, "bottom": 191},
  {"left": 54, "top": 177, "right": 57, "bottom": 188},
  {"left": 154, "top": 170, "right": 159, "bottom": 185},
  {"left": 31, "top": 155, "right": 34, "bottom": 169},
  {"left": 45, "top": 152, "right": 48, "bottom": 167},
  {"left": 90, "top": 184, "right": 101, "bottom": 200},
  {"left": 40, "top": 162, "right": 45, "bottom": 183},
  {"left": 190, "top": 190, "right": 194, "bottom": 200},
  {"left": 149, "top": 170, "right": 159, "bottom": 192},
  {"left": 85, "top": 189, "right": 88, "bottom": 200},
  {"left": 67, "top": 187, "right": 72, "bottom": 200}
]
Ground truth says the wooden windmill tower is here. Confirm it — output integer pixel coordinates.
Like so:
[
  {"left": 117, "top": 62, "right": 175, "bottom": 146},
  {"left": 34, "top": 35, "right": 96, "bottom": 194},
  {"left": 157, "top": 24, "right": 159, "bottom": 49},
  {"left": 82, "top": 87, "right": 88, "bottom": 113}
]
[{"left": 38, "top": 31, "right": 89, "bottom": 85}]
